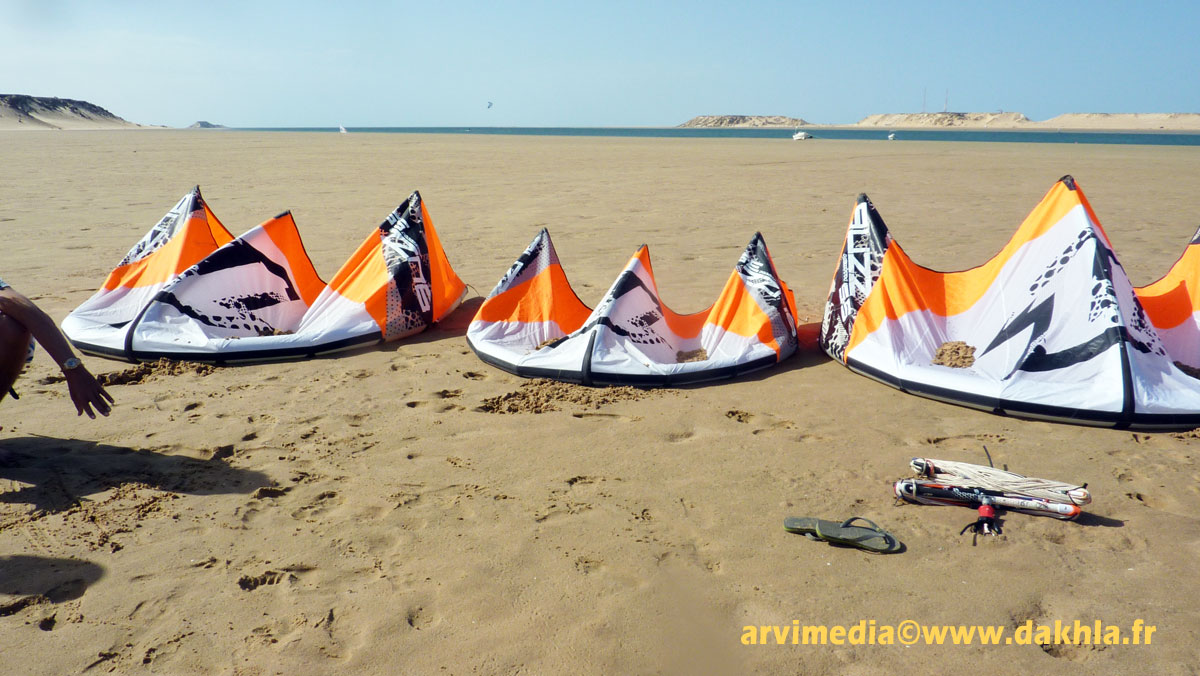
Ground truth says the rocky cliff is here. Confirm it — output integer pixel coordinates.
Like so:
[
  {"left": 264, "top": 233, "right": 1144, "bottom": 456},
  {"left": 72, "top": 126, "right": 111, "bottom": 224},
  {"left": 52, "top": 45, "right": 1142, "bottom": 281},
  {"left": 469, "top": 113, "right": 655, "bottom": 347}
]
[{"left": 679, "top": 115, "right": 809, "bottom": 128}]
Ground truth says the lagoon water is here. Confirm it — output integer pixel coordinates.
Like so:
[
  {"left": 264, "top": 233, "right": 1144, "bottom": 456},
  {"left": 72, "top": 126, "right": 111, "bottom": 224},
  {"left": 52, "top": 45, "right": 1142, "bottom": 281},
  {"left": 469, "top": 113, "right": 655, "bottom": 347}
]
[{"left": 240, "top": 125, "right": 1200, "bottom": 146}]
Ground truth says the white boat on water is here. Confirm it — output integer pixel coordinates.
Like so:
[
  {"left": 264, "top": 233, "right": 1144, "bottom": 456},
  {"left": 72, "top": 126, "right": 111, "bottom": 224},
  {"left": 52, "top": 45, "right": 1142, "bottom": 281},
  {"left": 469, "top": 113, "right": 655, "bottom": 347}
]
[
  {"left": 887, "top": 132, "right": 896, "bottom": 140},
  {"left": 339, "top": 125, "right": 348, "bottom": 134},
  {"left": 792, "top": 130, "right": 813, "bottom": 140}
]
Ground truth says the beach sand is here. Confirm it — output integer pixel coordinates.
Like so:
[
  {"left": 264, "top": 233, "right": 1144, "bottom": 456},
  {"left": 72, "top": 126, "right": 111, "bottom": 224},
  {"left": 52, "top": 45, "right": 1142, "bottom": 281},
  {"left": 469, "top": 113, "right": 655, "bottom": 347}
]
[{"left": 2, "top": 131, "right": 1199, "bottom": 674}]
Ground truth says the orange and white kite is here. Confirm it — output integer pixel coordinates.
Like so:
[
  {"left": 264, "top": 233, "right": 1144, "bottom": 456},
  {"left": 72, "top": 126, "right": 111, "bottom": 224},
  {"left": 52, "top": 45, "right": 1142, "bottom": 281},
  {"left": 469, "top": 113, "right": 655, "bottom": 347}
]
[
  {"left": 63, "top": 188, "right": 464, "bottom": 363},
  {"left": 1137, "top": 223, "right": 1200, "bottom": 368},
  {"left": 820, "top": 175, "right": 1200, "bottom": 429},
  {"left": 467, "top": 229, "right": 798, "bottom": 385}
]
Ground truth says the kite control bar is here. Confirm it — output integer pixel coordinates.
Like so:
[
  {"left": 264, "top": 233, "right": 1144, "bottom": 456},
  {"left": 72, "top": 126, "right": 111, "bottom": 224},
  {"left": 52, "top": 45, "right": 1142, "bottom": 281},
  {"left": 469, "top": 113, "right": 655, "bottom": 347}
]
[{"left": 894, "top": 479, "right": 1081, "bottom": 520}]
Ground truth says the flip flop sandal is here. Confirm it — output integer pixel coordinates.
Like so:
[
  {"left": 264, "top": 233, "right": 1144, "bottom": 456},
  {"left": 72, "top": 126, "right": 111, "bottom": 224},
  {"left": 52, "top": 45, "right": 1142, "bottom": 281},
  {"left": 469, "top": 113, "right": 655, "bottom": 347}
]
[{"left": 784, "top": 516, "right": 902, "bottom": 554}]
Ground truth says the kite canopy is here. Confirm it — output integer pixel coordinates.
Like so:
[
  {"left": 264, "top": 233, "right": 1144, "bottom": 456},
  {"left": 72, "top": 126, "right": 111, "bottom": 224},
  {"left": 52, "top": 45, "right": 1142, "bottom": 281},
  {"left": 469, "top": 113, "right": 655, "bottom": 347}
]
[
  {"left": 62, "top": 187, "right": 235, "bottom": 338},
  {"left": 63, "top": 188, "right": 465, "bottom": 363},
  {"left": 1137, "top": 223, "right": 1200, "bottom": 367},
  {"left": 467, "top": 229, "right": 798, "bottom": 385},
  {"left": 819, "top": 175, "right": 1200, "bottom": 430}
]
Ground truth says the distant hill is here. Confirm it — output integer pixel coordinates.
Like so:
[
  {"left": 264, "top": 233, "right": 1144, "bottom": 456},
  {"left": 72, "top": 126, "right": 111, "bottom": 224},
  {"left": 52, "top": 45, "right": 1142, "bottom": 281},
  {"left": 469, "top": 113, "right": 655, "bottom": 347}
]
[
  {"left": 0, "top": 94, "right": 141, "bottom": 130},
  {"left": 855, "top": 112, "right": 1032, "bottom": 128},
  {"left": 188, "top": 121, "right": 227, "bottom": 129},
  {"left": 681, "top": 111, "right": 1200, "bottom": 131},
  {"left": 852, "top": 112, "right": 1200, "bottom": 130},
  {"left": 679, "top": 115, "right": 809, "bottom": 128}
]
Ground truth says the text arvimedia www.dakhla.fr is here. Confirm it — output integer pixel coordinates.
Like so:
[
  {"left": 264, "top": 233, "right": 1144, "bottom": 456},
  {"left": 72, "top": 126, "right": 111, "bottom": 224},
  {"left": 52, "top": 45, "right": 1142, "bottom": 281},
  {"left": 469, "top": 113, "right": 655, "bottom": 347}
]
[{"left": 740, "top": 619, "right": 1157, "bottom": 646}]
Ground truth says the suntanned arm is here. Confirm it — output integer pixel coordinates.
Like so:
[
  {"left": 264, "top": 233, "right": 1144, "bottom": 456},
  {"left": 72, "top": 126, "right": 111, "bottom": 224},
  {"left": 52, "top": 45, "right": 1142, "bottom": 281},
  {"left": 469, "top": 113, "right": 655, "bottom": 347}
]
[{"left": 0, "top": 286, "right": 113, "bottom": 418}]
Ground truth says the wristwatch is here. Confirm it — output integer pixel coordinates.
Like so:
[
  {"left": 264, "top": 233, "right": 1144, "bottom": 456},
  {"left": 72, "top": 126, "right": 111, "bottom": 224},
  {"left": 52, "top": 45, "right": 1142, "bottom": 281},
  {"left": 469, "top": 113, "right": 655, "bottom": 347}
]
[{"left": 61, "top": 357, "right": 82, "bottom": 371}]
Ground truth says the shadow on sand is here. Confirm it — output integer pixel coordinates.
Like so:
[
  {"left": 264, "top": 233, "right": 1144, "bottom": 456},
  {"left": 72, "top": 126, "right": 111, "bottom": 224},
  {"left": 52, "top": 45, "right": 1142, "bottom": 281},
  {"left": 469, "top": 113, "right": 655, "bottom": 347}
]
[
  {"left": 0, "top": 436, "right": 271, "bottom": 513},
  {"left": 1073, "top": 512, "right": 1125, "bottom": 528},
  {"left": 0, "top": 555, "right": 104, "bottom": 609}
]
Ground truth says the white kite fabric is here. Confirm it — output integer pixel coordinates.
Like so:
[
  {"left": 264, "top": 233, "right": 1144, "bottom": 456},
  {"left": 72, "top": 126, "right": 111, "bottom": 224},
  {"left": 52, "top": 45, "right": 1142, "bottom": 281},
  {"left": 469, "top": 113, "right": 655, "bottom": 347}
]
[
  {"left": 819, "top": 175, "right": 1200, "bottom": 430},
  {"left": 62, "top": 187, "right": 465, "bottom": 364},
  {"left": 467, "top": 229, "right": 799, "bottom": 386}
]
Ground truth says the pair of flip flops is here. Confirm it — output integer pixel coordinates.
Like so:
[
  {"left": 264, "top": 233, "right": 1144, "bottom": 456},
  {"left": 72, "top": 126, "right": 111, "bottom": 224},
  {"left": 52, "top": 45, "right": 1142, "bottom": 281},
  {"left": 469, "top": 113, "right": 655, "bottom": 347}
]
[{"left": 784, "top": 517, "right": 902, "bottom": 554}]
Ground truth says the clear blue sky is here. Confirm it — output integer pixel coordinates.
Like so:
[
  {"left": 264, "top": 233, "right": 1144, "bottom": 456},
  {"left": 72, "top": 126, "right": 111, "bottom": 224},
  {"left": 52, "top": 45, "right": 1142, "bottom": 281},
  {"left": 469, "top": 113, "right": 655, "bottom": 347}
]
[{"left": 3, "top": 0, "right": 1198, "bottom": 127}]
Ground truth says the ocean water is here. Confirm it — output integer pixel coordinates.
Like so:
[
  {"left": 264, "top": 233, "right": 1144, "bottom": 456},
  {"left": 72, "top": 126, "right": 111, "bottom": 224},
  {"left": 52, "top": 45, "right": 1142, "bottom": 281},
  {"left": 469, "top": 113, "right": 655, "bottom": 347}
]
[{"left": 238, "top": 126, "right": 1200, "bottom": 147}]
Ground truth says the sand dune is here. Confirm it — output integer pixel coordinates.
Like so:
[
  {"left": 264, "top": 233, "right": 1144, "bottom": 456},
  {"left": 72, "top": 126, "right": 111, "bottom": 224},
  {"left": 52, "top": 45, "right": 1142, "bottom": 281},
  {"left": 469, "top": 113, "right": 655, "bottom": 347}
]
[
  {"left": 1, "top": 131, "right": 1199, "bottom": 674},
  {"left": 0, "top": 95, "right": 143, "bottom": 130},
  {"left": 855, "top": 112, "right": 1033, "bottom": 128},
  {"left": 682, "top": 112, "right": 1200, "bottom": 131},
  {"left": 1032, "top": 113, "right": 1200, "bottom": 130},
  {"left": 853, "top": 111, "right": 1200, "bottom": 131}
]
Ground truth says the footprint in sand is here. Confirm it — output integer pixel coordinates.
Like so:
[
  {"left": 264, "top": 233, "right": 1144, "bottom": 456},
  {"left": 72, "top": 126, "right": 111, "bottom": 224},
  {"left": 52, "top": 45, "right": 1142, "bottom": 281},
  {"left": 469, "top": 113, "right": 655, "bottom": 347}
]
[
  {"left": 290, "top": 491, "right": 342, "bottom": 520},
  {"left": 236, "top": 564, "right": 313, "bottom": 591},
  {"left": 237, "top": 570, "right": 293, "bottom": 591},
  {"left": 574, "top": 556, "right": 603, "bottom": 574},
  {"left": 665, "top": 429, "right": 696, "bottom": 442},
  {"left": 725, "top": 410, "right": 753, "bottom": 423},
  {"left": 252, "top": 486, "right": 291, "bottom": 499},
  {"left": 461, "top": 371, "right": 488, "bottom": 381},
  {"left": 571, "top": 412, "right": 640, "bottom": 421},
  {"left": 404, "top": 398, "right": 462, "bottom": 412},
  {"left": 389, "top": 483, "right": 489, "bottom": 522},
  {"left": 209, "top": 444, "right": 235, "bottom": 461},
  {"left": 654, "top": 542, "right": 723, "bottom": 575},
  {"left": 750, "top": 414, "right": 796, "bottom": 435},
  {"left": 533, "top": 476, "right": 615, "bottom": 522},
  {"left": 393, "top": 493, "right": 422, "bottom": 509},
  {"left": 405, "top": 605, "right": 433, "bottom": 630},
  {"left": 534, "top": 498, "right": 592, "bottom": 523}
]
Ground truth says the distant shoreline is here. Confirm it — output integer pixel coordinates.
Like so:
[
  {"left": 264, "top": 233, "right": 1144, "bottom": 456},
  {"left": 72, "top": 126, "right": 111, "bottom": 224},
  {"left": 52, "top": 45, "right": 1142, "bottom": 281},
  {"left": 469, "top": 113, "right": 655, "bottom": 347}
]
[
  {"left": 4, "top": 125, "right": 1200, "bottom": 137},
  {"left": 5, "top": 92, "right": 1200, "bottom": 134},
  {"left": 206, "top": 126, "right": 1200, "bottom": 147},
  {"left": 680, "top": 112, "right": 1200, "bottom": 132}
]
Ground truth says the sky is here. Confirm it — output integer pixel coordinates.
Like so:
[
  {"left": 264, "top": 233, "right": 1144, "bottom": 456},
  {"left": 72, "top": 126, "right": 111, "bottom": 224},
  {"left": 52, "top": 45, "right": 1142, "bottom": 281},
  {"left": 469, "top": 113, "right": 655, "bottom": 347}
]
[{"left": 2, "top": 0, "right": 1198, "bottom": 128}]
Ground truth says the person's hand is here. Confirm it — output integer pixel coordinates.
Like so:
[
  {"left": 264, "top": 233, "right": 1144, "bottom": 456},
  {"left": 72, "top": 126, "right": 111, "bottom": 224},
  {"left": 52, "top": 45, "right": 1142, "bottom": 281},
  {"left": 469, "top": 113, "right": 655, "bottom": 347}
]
[{"left": 63, "top": 366, "right": 114, "bottom": 418}]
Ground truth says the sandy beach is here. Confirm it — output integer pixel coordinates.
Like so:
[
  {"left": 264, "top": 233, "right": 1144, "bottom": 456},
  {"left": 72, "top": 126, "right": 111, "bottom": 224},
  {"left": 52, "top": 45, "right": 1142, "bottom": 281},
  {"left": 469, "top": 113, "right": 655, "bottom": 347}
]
[{"left": 2, "top": 130, "right": 1200, "bottom": 674}]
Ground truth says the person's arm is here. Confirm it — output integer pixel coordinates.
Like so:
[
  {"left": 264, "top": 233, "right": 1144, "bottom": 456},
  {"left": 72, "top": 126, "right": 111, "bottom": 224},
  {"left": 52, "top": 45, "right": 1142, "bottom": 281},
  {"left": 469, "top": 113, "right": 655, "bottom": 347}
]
[{"left": 0, "top": 287, "right": 113, "bottom": 418}]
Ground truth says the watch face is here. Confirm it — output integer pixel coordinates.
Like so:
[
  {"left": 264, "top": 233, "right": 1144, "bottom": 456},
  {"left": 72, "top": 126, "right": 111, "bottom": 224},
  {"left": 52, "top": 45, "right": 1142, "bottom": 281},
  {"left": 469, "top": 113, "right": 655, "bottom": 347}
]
[{"left": 63, "top": 358, "right": 81, "bottom": 370}]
